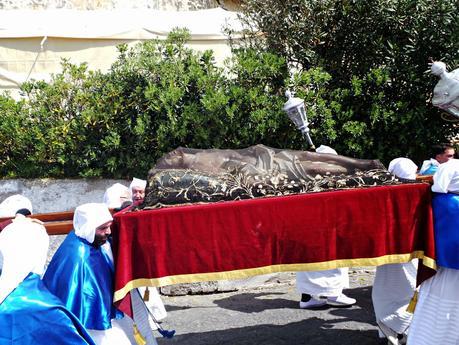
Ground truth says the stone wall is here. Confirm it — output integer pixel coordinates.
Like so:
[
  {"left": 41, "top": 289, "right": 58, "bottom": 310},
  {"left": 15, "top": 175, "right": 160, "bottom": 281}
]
[
  {"left": 0, "top": 178, "right": 127, "bottom": 214},
  {"left": 0, "top": 0, "right": 218, "bottom": 10}
]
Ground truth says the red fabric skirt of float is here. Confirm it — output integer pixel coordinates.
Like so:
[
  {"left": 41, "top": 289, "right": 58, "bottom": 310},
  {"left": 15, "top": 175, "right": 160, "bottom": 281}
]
[{"left": 112, "top": 184, "right": 435, "bottom": 314}]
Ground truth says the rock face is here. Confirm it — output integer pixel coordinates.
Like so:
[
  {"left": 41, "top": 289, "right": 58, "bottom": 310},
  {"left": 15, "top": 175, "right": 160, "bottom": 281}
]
[
  {"left": 141, "top": 144, "right": 399, "bottom": 209},
  {"left": 0, "top": 0, "right": 218, "bottom": 10}
]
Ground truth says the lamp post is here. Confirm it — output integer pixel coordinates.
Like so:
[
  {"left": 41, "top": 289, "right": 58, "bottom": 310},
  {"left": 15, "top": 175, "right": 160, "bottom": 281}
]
[{"left": 283, "top": 90, "right": 315, "bottom": 150}]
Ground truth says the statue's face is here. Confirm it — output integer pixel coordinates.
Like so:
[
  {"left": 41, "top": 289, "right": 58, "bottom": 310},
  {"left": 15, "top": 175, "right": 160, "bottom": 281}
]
[{"left": 436, "top": 148, "right": 455, "bottom": 164}]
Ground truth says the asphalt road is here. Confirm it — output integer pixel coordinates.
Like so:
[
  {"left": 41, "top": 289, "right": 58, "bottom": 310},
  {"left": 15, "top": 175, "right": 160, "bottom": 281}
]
[{"left": 157, "top": 269, "right": 384, "bottom": 345}]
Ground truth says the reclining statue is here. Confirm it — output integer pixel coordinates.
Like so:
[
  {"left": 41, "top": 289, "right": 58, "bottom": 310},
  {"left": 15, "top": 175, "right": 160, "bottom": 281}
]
[{"left": 140, "top": 145, "right": 401, "bottom": 209}]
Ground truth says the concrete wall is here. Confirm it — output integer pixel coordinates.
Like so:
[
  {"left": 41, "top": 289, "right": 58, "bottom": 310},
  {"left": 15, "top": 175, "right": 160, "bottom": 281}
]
[{"left": 0, "top": 178, "right": 128, "bottom": 214}]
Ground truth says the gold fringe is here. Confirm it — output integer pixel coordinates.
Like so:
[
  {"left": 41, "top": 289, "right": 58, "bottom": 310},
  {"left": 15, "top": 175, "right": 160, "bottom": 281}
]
[
  {"left": 143, "top": 287, "right": 150, "bottom": 301},
  {"left": 133, "top": 324, "right": 147, "bottom": 345},
  {"left": 406, "top": 290, "right": 419, "bottom": 314},
  {"left": 114, "top": 252, "right": 436, "bottom": 302}
]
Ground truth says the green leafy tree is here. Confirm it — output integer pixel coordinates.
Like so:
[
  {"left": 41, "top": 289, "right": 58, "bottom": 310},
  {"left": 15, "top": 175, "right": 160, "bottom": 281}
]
[
  {"left": 0, "top": 27, "right": 408, "bottom": 178},
  {"left": 234, "top": 0, "right": 459, "bottom": 163}
]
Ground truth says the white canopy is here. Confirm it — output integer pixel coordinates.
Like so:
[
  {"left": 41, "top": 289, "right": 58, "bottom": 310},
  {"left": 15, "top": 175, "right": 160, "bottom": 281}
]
[
  {"left": 0, "top": 8, "right": 241, "bottom": 39},
  {"left": 0, "top": 8, "right": 242, "bottom": 97}
]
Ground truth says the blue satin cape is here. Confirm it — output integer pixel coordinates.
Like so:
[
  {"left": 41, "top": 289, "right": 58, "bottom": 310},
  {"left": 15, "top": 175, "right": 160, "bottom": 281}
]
[
  {"left": 420, "top": 164, "right": 438, "bottom": 175},
  {"left": 43, "top": 230, "right": 122, "bottom": 330},
  {"left": 0, "top": 273, "right": 96, "bottom": 345},
  {"left": 433, "top": 193, "right": 459, "bottom": 269}
]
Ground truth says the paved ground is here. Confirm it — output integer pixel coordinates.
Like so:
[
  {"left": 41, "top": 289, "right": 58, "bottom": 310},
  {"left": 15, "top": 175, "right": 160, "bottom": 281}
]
[{"left": 157, "top": 268, "right": 384, "bottom": 345}]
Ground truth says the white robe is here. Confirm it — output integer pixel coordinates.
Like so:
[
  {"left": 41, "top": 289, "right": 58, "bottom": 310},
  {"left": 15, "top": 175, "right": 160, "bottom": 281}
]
[
  {"left": 296, "top": 268, "right": 349, "bottom": 296},
  {"left": 87, "top": 291, "right": 159, "bottom": 345},
  {"left": 96, "top": 244, "right": 159, "bottom": 345},
  {"left": 372, "top": 261, "right": 417, "bottom": 335},
  {"left": 407, "top": 267, "right": 459, "bottom": 345},
  {"left": 88, "top": 318, "right": 136, "bottom": 345},
  {"left": 138, "top": 286, "right": 167, "bottom": 323}
]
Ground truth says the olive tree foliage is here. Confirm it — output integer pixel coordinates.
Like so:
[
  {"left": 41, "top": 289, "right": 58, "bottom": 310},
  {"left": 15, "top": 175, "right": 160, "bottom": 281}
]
[
  {"left": 0, "top": 29, "right": 337, "bottom": 178},
  {"left": 231, "top": 0, "right": 459, "bottom": 163}
]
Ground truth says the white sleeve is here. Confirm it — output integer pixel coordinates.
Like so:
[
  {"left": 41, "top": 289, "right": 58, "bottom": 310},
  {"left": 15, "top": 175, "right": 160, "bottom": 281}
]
[{"left": 432, "top": 161, "right": 458, "bottom": 193}]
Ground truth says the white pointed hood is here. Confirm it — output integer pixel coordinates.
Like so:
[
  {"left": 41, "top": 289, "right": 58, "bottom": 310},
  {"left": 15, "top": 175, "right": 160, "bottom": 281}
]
[
  {"left": 73, "top": 203, "right": 113, "bottom": 244},
  {"left": 0, "top": 217, "right": 49, "bottom": 304},
  {"left": 0, "top": 194, "right": 33, "bottom": 217},
  {"left": 388, "top": 158, "right": 418, "bottom": 180},
  {"left": 103, "top": 183, "right": 131, "bottom": 209}
]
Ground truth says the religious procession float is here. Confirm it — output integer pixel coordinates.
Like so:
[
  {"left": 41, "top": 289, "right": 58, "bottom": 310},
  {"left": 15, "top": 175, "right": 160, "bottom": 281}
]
[{"left": 112, "top": 60, "right": 459, "bottom": 311}]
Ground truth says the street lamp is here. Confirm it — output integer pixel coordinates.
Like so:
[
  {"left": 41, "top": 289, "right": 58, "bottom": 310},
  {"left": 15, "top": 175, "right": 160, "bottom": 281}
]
[{"left": 283, "top": 90, "right": 315, "bottom": 150}]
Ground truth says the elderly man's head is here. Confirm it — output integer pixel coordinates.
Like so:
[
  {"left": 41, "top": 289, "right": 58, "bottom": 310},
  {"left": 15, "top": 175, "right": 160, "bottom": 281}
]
[{"left": 129, "top": 178, "right": 147, "bottom": 203}]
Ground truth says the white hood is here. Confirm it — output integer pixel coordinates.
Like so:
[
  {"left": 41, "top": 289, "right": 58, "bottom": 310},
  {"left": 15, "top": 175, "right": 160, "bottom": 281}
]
[{"left": 73, "top": 203, "right": 113, "bottom": 244}]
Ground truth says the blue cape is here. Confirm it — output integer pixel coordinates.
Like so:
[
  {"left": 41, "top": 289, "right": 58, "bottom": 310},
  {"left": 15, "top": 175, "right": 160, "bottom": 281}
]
[
  {"left": 43, "top": 231, "right": 122, "bottom": 330},
  {"left": 0, "top": 273, "right": 95, "bottom": 345},
  {"left": 433, "top": 193, "right": 459, "bottom": 269},
  {"left": 420, "top": 164, "right": 438, "bottom": 175}
]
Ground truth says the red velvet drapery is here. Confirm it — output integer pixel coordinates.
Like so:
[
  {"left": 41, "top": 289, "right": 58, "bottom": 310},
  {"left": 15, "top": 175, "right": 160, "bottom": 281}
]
[{"left": 112, "top": 184, "right": 435, "bottom": 314}]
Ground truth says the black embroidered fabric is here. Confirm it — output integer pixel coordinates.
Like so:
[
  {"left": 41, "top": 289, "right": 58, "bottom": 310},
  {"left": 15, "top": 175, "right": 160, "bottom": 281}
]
[{"left": 140, "top": 145, "right": 407, "bottom": 209}]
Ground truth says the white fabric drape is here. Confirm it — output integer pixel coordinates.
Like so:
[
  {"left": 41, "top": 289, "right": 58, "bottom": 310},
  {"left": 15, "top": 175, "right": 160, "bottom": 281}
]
[
  {"left": 372, "top": 260, "right": 418, "bottom": 335},
  {"left": 432, "top": 159, "right": 459, "bottom": 193},
  {"left": 407, "top": 268, "right": 459, "bottom": 345},
  {"left": 388, "top": 158, "right": 418, "bottom": 180},
  {"left": 296, "top": 268, "right": 349, "bottom": 297}
]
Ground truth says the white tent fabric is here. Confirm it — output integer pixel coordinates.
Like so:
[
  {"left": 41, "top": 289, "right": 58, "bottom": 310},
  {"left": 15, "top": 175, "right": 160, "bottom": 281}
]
[
  {"left": 0, "top": 8, "right": 242, "bottom": 97},
  {"left": 0, "top": 9, "right": 241, "bottom": 39}
]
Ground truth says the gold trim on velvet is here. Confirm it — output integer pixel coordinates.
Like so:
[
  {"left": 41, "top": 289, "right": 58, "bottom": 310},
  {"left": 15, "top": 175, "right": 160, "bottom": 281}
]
[{"left": 114, "top": 251, "right": 436, "bottom": 302}]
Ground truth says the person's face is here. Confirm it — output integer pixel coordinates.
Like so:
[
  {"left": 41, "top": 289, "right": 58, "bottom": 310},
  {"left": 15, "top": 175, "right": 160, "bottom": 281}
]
[
  {"left": 436, "top": 148, "right": 455, "bottom": 164},
  {"left": 93, "top": 220, "right": 112, "bottom": 247},
  {"left": 132, "top": 187, "right": 145, "bottom": 203}
]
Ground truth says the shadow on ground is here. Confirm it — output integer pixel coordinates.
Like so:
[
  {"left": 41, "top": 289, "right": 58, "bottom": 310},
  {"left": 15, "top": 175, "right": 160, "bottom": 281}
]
[
  {"left": 158, "top": 286, "right": 380, "bottom": 345},
  {"left": 212, "top": 286, "right": 373, "bottom": 317},
  {"left": 157, "top": 318, "right": 379, "bottom": 345}
]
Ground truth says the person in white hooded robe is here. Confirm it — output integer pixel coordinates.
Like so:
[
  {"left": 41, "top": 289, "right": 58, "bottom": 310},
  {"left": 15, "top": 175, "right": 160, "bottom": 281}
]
[
  {"left": 0, "top": 216, "right": 96, "bottom": 345},
  {"left": 372, "top": 158, "right": 419, "bottom": 345},
  {"left": 0, "top": 194, "right": 34, "bottom": 231},
  {"left": 128, "top": 177, "right": 168, "bottom": 324},
  {"left": 296, "top": 145, "right": 356, "bottom": 309},
  {"left": 407, "top": 159, "right": 459, "bottom": 345},
  {"left": 419, "top": 144, "right": 455, "bottom": 175},
  {"left": 43, "top": 203, "right": 158, "bottom": 345},
  {"left": 0, "top": 194, "right": 33, "bottom": 218},
  {"left": 130, "top": 177, "right": 147, "bottom": 205},
  {"left": 103, "top": 183, "right": 132, "bottom": 210}
]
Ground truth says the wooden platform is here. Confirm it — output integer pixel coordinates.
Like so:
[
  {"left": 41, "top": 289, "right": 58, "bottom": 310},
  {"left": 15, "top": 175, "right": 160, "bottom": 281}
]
[{"left": 0, "top": 210, "right": 75, "bottom": 235}]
